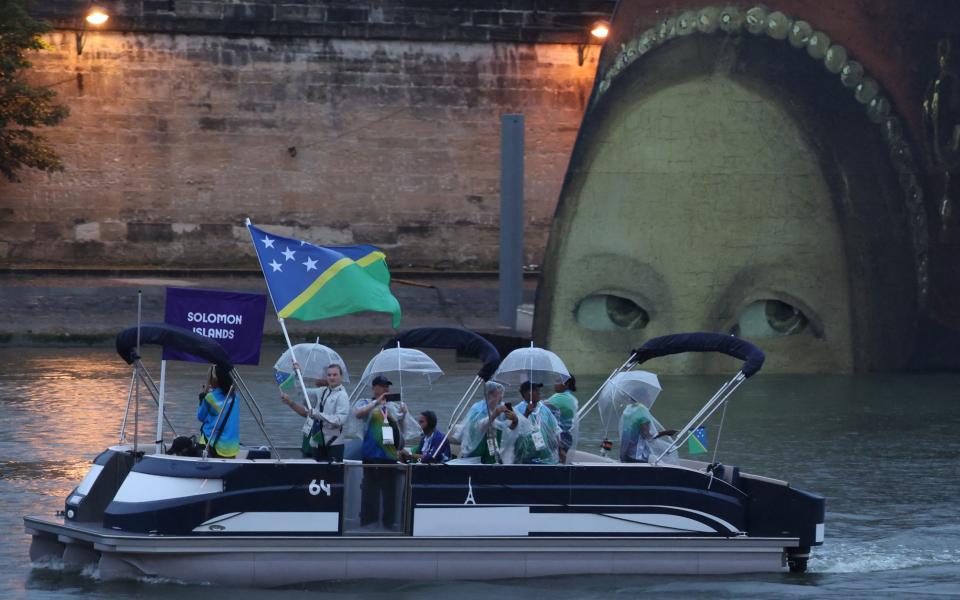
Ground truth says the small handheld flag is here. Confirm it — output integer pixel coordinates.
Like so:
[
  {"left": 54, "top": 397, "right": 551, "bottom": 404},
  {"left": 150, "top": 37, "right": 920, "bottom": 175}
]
[
  {"left": 274, "top": 370, "right": 297, "bottom": 391},
  {"left": 688, "top": 425, "right": 708, "bottom": 455},
  {"left": 247, "top": 221, "right": 401, "bottom": 327}
]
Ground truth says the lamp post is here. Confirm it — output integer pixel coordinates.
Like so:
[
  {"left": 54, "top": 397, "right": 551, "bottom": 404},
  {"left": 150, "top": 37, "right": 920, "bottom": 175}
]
[
  {"left": 76, "top": 5, "right": 109, "bottom": 56},
  {"left": 578, "top": 20, "right": 610, "bottom": 66}
]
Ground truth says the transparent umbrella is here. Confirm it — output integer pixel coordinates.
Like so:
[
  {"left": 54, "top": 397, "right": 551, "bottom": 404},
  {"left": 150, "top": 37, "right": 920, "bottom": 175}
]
[
  {"left": 492, "top": 345, "right": 570, "bottom": 386},
  {"left": 341, "top": 347, "right": 441, "bottom": 446},
  {"left": 597, "top": 370, "right": 661, "bottom": 432},
  {"left": 358, "top": 347, "right": 443, "bottom": 385},
  {"left": 274, "top": 342, "right": 350, "bottom": 382}
]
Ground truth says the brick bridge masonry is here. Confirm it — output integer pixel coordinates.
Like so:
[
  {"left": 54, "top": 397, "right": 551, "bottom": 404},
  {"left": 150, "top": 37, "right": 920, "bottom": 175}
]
[{"left": 0, "top": 1, "right": 614, "bottom": 269}]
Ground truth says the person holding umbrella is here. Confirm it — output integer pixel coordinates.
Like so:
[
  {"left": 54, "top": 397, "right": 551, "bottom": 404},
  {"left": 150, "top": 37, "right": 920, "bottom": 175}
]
[
  {"left": 514, "top": 381, "right": 562, "bottom": 465},
  {"left": 620, "top": 402, "right": 677, "bottom": 463},
  {"left": 353, "top": 375, "right": 406, "bottom": 529},
  {"left": 486, "top": 345, "right": 569, "bottom": 465},
  {"left": 458, "top": 381, "right": 522, "bottom": 464},
  {"left": 613, "top": 371, "right": 677, "bottom": 463},
  {"left": 281, "top": 363, "right": 350, "bottom": 461}
]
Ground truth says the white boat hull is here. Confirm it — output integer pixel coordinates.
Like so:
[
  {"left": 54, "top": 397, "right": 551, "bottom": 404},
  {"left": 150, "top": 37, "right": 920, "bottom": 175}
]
[{"left": 28, "top": 516, "right": 790, "bottom": 586}]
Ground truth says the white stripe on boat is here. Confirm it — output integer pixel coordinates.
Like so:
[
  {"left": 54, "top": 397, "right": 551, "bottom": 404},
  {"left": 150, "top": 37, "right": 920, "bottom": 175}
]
[
  {"left": 193, "top": 512, "right": 340, "bottom": 533},
  {"left": 113, "top": 473, "right": 223, "bottom": 503},
  {"left": 75, "top": 465, "right": 104, "bottom": 495},
  {"left": 413, "top": 507, "right": 722, "bottom": 536}
]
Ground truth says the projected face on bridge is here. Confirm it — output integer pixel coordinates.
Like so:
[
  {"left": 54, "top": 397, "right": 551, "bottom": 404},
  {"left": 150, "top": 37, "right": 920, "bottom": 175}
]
[{"left": 540, "top": 76, "right": 853, "bottom": 373}]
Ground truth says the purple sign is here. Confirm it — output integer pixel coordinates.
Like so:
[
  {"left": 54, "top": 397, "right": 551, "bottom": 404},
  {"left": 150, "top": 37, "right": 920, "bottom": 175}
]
[{"left": 163, "top": 287, "right": 267, "bottom": 366}]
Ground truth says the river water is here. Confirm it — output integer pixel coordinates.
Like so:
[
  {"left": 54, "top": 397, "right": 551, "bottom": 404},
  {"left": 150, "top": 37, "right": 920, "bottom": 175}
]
[{"left": 2, "top": 345, "right": 959, "bottom": 599}]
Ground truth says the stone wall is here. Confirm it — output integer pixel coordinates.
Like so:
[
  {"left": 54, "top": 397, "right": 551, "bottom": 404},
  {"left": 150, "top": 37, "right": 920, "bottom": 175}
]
[{"left": 0, "top": 1, "right": 614, "bottom": 268}]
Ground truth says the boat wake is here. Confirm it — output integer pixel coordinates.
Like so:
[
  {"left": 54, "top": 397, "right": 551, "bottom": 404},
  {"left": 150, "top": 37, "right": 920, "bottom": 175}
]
[
  {"left": 136, "top": 574, "right": 208, "bottom": 586},
  {"left": 813, "top": 524, "right": 960, "bottom": 573},
  {"left": 28, "top": 557, "right": 64, "bottom": 572},
  {"left": 81, "top": 562, "right": 99, "bottom": 580},
  {"left": 30, "top": 559, "right": 198, "bottom": 587}
]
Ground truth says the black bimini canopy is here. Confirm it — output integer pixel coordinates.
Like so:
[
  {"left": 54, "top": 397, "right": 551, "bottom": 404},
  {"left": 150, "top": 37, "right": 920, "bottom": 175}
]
[
  {"left": 631, "top": 332, "right": 765, "bottom": 378},
  {"left": 116, "top": 323, "right": 233, "bottom": 371},
  {"left": 382, "top": 327, "right": 501, "bottom": 380}
]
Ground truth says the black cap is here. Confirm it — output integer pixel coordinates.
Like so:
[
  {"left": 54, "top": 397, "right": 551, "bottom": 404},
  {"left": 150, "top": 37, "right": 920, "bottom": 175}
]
[
  {"left": 519, "top": 381, "right": 543, "bottom": 393},
  {"left": 372, "top": 375, "right": 392, "bottom": 386}
]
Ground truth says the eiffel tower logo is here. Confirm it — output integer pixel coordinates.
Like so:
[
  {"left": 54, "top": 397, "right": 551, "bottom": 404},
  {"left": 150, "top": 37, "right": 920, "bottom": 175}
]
[{"left": 464, "top": 476, "right": 477, "bottom": 505}]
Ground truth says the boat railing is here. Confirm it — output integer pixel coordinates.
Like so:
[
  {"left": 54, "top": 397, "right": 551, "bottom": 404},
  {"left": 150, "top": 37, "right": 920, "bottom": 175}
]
[{"left": 342, "top": 461, "right": 410, "bottom": 535}]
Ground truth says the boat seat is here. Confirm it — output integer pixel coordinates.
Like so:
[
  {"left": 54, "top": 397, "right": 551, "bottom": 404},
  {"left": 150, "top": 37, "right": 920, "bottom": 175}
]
[
  {"left": 239, "top": 448, "right": 271, "bottom": 460},
  {"left": 569, "top": 450, "right": 617, "bottom": 464},
  {"left": 712, "top": 464, "right": 740, "bottom": 488}
]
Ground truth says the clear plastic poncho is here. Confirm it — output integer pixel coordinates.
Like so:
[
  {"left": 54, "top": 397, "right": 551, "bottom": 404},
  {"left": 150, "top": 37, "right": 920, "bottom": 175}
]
[
  {"left": 387, "top": 399, "right": 423, "bottom": 446},
  {"left": 343, "top": 396, "right": 422, "bottom": 446},
  {"left": 513, "top": 401, "right": 561, "bottom": 464},
  {"left": 619, "top": 403, "right": 677, "bottom": 464},
  {"left": 543, "top": 390, "right": 579, "bottom": 464},
  {"left": 457, "top": 400, "right": 533, "bottom": 464},
  {"left": 596, "top": 371, "right": 676, "bottom": 464}
]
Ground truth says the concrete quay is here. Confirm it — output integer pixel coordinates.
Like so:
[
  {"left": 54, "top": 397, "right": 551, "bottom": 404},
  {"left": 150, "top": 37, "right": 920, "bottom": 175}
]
[{"left": 0, "top": 270, "right": 537, "bottom": 347}]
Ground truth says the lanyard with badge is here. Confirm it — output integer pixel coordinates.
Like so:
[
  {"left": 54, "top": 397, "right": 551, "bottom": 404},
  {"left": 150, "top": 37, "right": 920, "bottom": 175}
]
[
  {"left": 379, "top": 406, "right": 395, "bottom": 446},
  {"left": 530, "top": 407, "right": 546, "bottom": 451},
  {"left": 301, "top": 388, "right": 329, "bottom": 438},
  {"left": 485, "top": 431, "right": 498, "bottom": 457},
  {"left": 485, "top": 410, "right": 500, "bottom": 457}
]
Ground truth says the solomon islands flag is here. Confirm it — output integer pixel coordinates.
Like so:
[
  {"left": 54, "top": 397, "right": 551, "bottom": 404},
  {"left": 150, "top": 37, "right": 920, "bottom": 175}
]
[
  {"left": 688, "top": 425, "right": 708, "bottom": 454},
  {"left": 274, "top": 369, "right": 297, "bottom": 391},
  {"left": 247, "top": 222, "right": 401, "bottom": 327}
]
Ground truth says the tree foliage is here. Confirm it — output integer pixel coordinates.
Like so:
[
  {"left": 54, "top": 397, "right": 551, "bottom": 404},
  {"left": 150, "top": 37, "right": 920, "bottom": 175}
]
[{"left": 0, "top": 0, "right": 69, "bottom": 182}]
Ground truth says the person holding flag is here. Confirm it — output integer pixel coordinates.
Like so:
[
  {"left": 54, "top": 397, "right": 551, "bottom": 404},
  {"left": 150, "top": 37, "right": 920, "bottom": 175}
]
[
  {"left": 281, "top": 363, "right": 350, "bottom": 461},
  {"left": 246, "top": 218, "right": 402, "bottom": 458},
  {"left": 197, "top": 365, "right": 240, "bottom": 458},
  {"left": 246, "top": 220, "right": 401, "bottom": 328}
]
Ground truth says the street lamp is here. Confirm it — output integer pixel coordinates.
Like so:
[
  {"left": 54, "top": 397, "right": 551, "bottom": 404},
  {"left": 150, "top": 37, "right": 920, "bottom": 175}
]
[
  {"left": 590, "top": 21, "right": 610, "bottom": 40},
  {"left": 578, "top": 20, "right": 610, "bottom": 66},
  {"left": 86, "top": 7, "right": 109, "bottom": 26},
  {"left": 76, "top": 5, "right": 109, "bottom": 55}
]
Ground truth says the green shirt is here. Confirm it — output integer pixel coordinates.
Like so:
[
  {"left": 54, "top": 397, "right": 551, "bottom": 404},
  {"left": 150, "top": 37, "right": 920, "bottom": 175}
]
[
  {"left": 545, "top": 390, "right": 578, "bottom": 433},
  {"left": 620, "top": 403, "right": 653, "bottom": 462},
  {"left": 358, "top": 400, "right": 400, "bottom": 460},
  {"left": 466, "top": 429, "right": 502, "bottom": 464}
]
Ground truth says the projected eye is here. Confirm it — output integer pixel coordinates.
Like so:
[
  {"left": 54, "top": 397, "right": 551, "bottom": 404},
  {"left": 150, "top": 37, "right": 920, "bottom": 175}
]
[
  {"left": 575, "top": 294, "right": 649, "bottom": 331},
  {"left": 730, "top": 299, "right": 808, "bottom": 338}
]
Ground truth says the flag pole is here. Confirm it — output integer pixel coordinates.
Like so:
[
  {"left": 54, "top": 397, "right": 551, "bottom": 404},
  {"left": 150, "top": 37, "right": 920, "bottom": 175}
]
[
  {"left": 119, "top": 368, "right": 136, "bottom": 443},
  {"left": 133, "top": 289, "right": 142, "bottom": 457},
  {"left": 246, "top": 218, "right": 314, "bottom": 412},
  {"left": 279, "top": 317, "right": 314, "bottom": 412},
  {"left": 156, "top": 359, "right": 167, "bottom": 455}
]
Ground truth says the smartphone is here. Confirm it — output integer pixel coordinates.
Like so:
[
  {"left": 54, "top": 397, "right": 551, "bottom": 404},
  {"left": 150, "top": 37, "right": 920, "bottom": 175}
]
[
  {"left": 503, "top": 402, "right": 513, "bottom": 411},
  {"left": 384, "top": 392, "right": 402, "bottom": 402}
]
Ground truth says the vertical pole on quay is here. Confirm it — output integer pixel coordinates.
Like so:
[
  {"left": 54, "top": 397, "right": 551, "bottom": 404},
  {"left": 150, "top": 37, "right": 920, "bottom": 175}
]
[{"left": 500, "top": 114, "right": 524, "bottom": 329}]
